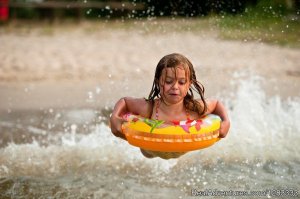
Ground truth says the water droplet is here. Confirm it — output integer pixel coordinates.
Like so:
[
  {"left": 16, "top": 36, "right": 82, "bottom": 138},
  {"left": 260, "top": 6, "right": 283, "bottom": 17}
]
[
  {"left": 48, "top": 123, "right": 53, "bottom": 129},
  {"left": 95, "top": 87, "right": 101, "bottom": 94},
  {"left": 71, "top": 124, "right": 77, "bottom": 132},
  {"left": 86, "top": 9, "right": 92, "bottom": 15},
  {"left": 1, "top": 165, "right": 9, "bottom": 174},
  {"left": 55, "top": 113, "right": 61, "bottom": 119},
  {"left": 88, "top": 91, "right": 93, "bottom": 99},
  {"left": 256, "top": 163, "right": 261, "bottom": 167}
]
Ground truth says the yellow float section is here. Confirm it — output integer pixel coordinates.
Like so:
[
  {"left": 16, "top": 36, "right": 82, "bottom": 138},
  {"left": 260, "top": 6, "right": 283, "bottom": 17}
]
[{"left": 122, "top": 114, "right": 221, "bottom": 152}]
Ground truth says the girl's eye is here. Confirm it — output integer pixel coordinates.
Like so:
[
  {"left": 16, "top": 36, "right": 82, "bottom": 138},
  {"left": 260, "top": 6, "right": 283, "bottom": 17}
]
[
  {"left": 179, "top": 80, "right": 186, "bottom": 85},
  {"left": 165, "top": 79, "right": 173, "bottom": 84}
]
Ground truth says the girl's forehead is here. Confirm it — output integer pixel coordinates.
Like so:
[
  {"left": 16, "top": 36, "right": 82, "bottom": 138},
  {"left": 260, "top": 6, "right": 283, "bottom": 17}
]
[{"left": 162, "top": 66, "right": 188, "bottom": 78}]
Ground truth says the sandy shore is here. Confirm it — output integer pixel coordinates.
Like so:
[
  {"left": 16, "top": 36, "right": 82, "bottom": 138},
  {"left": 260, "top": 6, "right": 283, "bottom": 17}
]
[{"left": 0, "top": 21, "right": 299, "bottom": 111}]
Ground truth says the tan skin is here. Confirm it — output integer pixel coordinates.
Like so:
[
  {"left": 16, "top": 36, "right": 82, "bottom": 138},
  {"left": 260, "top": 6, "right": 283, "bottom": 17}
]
[{"left": 110, "top": 67, "right": 230, "bottom": 141}]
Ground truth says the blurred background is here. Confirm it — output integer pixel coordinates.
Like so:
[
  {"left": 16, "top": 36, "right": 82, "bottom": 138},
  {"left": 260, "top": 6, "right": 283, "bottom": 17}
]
[
  {"left": 1, "top": 0, "right": 300, "bottom": 20},
  {"left": 0, "top": 0, "right": 300, "bottom": 198}
]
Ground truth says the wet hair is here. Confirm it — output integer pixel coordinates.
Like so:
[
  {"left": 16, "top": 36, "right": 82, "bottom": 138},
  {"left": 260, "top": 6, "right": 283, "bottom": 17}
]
[{"left": 148, "top": 53, "right": 207, "bottom": 117}]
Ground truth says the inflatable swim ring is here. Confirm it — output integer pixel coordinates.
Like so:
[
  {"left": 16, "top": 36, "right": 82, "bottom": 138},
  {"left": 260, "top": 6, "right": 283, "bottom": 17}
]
[{"left": 122, "top": 113, "right": 221, "bottom": 152}]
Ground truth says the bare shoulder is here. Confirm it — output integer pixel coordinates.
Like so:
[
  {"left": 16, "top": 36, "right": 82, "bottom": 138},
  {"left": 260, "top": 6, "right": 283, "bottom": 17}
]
[
  {"left": 206, "top": 99, "right": 218, "bottom": 113},
  {"left": 196, "top": 98, "right": 217, "bottom": 114},
  {"left": 124, "top": 97, "right": 152, "bottom": 117}
]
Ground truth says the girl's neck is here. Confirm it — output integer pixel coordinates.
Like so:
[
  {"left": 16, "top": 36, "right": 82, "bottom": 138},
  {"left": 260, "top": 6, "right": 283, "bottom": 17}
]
[
  {"left": 155, "top": 98, "right": 190, "bottom": 121},
  {"left": 159, "top": 98, "right": 184, "bottom": 114}
]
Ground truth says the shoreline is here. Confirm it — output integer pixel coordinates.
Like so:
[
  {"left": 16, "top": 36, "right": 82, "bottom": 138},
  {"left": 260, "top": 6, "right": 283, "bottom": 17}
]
[{"left": 1, "top": 23, "right": 299, "bottom": 111}]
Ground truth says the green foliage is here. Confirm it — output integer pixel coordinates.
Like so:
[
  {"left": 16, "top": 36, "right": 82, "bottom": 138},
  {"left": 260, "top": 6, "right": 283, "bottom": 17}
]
[
  {"left": 218, "top": 5, "right": 300, "bottom": 48},
  {"left": 6, "top": 0, "right": 299, "bottom": 48},
  {"left": 253, "top": 0, "right": 290, "bottom": 17},
  {"left": 10, "top": 7, "right": 39, "bottom": 19},
  {"left": 8, "top": 0, "right": 299, "bottom": 19}
]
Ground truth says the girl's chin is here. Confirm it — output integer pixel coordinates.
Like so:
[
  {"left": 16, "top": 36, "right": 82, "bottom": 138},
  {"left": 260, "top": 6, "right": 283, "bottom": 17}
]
[{"left": 164, "top": 96, "right": 183, "bottom": 104}]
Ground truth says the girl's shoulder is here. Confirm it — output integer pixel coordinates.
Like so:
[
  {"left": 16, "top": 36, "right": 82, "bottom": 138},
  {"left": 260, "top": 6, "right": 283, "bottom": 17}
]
[
  {"left": 124, "top": 97, "right": 153, "bottom": 118},
  {"left": 195, "top": 98, "right": 215, "bottom": 105},
  {"left": 196, "top": 98, "right": 218, "bottom": 114}
]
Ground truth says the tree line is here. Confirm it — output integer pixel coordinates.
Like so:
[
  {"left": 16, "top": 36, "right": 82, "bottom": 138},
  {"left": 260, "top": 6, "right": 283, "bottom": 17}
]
[{"left": 7, "top": 0, "right": 300, "bottom": 19}]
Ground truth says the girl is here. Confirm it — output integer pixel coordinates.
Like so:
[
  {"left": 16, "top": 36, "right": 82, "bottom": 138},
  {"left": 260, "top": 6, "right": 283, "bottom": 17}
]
[{"left": 110, "top": 53, "right": 230, "bottom": 159}]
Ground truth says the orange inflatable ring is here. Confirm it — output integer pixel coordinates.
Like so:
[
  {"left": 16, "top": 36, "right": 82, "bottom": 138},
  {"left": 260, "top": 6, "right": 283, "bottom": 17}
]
[{"left": 122, "top": 113, "right": 221, "bottom": 152}]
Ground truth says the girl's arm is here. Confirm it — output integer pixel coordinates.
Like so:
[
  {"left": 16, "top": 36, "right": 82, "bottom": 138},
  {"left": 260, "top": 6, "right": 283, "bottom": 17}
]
[
  {"left": 110, "top": 98, "right": 128, "bottom": 140},
  {"left": 110, "top": 97, "right": 150, "bottom": 140},
  {"left": 206, "top": 99, "right": 230, "bottom": 138}
]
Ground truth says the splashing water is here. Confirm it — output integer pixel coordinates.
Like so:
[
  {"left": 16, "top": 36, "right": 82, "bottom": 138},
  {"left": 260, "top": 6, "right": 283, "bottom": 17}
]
[{"left": 0, "top": 76, "right": 299, "bottom": 198}]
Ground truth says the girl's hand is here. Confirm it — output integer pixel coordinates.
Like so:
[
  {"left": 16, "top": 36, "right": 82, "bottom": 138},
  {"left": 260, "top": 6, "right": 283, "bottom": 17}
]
[
  {"left": 110, "top": 97, "right": 150, "bottom": 140},
  {"left": 205, "top": 99, "right": 230, "bottom": 138},
  {"left": 219, "top": 120, "right": 230, "bottom": 138},
  {"left": 110, "top": 115, "right": 127, "bottom": 140}
]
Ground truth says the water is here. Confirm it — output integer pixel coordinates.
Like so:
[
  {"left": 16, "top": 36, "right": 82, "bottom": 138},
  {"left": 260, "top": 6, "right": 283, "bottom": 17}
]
[{"left": 0, "top": 77, "right": 299, "bottom": 198}]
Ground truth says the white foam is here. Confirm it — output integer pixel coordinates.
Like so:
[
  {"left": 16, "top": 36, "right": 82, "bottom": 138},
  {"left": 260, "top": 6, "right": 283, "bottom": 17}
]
[
  {"left": 0, "top": 123, "right": 177, "bottom": 177},
  {"left": 203, "top": 75, "right": 300, "bottom": 162}
]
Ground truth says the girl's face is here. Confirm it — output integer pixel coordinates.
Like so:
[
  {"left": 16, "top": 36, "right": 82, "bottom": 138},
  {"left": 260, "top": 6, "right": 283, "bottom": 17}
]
[{"left": 159, "top": 66, "right": 191, "bottom": 104}]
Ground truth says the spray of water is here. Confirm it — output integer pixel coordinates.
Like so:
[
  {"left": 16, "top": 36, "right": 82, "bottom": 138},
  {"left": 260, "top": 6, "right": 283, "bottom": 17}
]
[{"left": 0, "top": 75, "right": 299, "bottom": 197}]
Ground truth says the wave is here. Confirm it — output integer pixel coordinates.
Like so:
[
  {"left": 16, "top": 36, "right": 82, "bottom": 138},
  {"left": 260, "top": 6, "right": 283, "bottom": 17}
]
[{"left": 0, "top": 75, "right": 299, "bottom": 194}]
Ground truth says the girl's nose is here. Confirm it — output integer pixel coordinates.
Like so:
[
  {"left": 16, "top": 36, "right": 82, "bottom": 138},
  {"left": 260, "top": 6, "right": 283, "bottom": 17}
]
[{"left": 172, "top": 81, "right": 179, "bottom": 89}]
